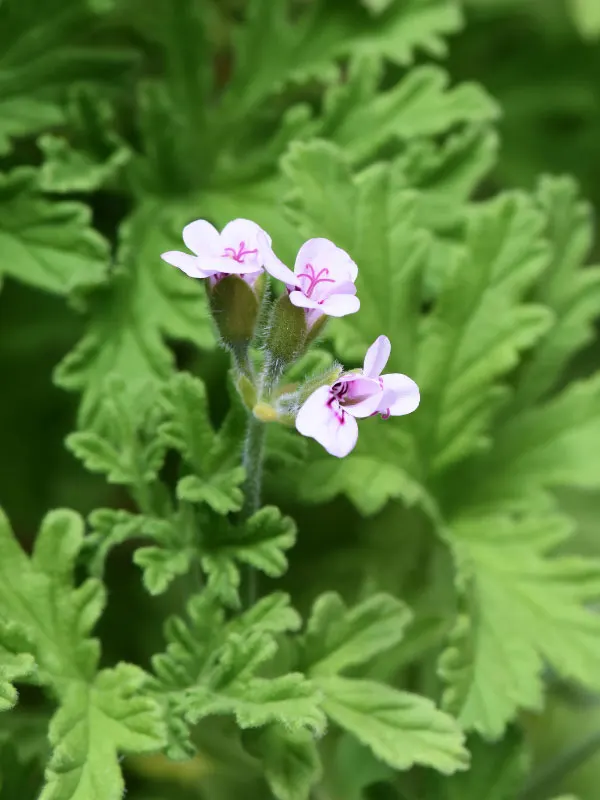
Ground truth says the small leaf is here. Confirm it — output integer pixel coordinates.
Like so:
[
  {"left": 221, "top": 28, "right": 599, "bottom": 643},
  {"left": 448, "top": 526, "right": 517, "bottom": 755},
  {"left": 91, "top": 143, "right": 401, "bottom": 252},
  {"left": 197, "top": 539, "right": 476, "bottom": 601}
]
[
  {"left": 0, "top": 508, "right": 104, "bottom": 685},
  {"left": 302, "top": 592, "right": 412, "bottom": 676},
  {"left": 134, "top": 547, "right": 193, "bottom": 596},
  {"left": 41, "top": 665, "right": 165, "bottom": 800},
  {"left": 0, "top": 621, "right": 36, "bottom": 712},
  {"left": 177, "top": 468, "right": 245, "bottom": 514},
  {"left": 0, "top": 168, "right": 108, "bottom": 295},
  {"left": 55, "top": 204, "right": 214, "bottom": 425},
  {"left": 184, "top": 673, "right": 325, "bottom": 735},
  {"left": 258, "top": 726, "right": 322, "bottom": 800},
  {"left": 316, "top": 675, "right": 468, "bottom": 774}
]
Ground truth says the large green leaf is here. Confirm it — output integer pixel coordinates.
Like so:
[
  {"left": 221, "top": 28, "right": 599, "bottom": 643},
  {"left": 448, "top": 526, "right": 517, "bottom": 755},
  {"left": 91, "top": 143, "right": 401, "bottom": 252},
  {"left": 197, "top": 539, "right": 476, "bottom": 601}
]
[
  {"left": 440, "top": 514, "right": 600, "bottom": 738},
  {"left": 55, "top": 202, "right": 214, "bottom": 424},
  {"left": 0, "top": 169, "right": 108, "bottom": 295},
  {"left": 316, "top": 675, "right": 469, "bottom": 774},
  {"left": 40, "top": 665, "right": 165, "bottom": 800}
]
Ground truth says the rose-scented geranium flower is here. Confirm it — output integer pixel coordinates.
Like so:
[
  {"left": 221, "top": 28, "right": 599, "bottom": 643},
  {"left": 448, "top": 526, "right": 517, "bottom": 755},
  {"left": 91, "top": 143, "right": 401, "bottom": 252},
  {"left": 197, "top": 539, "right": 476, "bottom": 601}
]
[
  {"left": 262, "top": 237, "right": 360, "bottom": 326},
  {"left": 161, "top": 218, "right": 271, "bottom": 287},
  {"left": 295, "top": 335, "right": 420, "bottom": 457}
]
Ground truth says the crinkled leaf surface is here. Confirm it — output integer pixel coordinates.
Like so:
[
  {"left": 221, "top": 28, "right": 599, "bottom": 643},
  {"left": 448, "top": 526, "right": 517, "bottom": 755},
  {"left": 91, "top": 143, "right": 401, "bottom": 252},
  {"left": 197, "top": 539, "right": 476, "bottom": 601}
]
[
  {"left": 0, "top": 621, "right": 36, "bottom": 712},
  {"left": 0, "top": 169, "right": 109, "bottom": 295},
  {"left": 512, "top": 176, "right": 600, "bottom": 409},
  {"left": 40, "top": 665, "right": 165, "bottom": 800},
  {"left": 316, "top": 675, "right": 468, "bottom": 774},
  {"left": 55, "top": 203, "right": 214, "bottom": 424},
  {"left": 302, "top": 592, "right": 412, "bottom": 676},
  {"left": 257, "top": 725, "right": 322, "bottom": 800},
  {"left": 0, "top": 508, "right": 104, "bottom": 684},
  {"left": 440, "top": 514, "right": 600, "bottom": 738}
]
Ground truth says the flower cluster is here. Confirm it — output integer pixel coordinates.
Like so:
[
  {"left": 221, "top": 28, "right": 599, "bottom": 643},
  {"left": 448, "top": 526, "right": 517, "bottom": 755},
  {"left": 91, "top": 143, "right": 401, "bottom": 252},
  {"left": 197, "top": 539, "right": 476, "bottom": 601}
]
[{"left": 162, "top": 218, "right": 419, "bottom": 457}]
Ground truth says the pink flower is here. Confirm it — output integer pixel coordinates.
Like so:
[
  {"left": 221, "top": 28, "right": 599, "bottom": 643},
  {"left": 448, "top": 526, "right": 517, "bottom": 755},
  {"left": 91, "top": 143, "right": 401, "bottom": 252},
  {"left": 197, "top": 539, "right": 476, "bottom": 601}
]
[
  {"left": 262, "top": 237, "right": 360, "bottom": 326},
  {"left": 295, "top": 335, "right": 420, "bottom": 457},
  {"left": 161, "top": 218, "right": 271, "bottom": 286}
]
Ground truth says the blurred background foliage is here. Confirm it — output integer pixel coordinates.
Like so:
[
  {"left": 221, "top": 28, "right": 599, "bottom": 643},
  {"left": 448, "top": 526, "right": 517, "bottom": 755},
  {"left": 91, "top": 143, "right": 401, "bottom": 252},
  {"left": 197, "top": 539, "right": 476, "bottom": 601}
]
[{"left": 2, "top": 0, "right": 600, "bottom": 797}]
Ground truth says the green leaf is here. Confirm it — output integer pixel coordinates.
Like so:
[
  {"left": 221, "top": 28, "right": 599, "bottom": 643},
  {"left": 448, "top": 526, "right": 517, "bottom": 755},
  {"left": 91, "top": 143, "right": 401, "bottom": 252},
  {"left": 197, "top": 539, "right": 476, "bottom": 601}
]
[
  {"left": 0, "top": 508, "right": 104, "bottom": 685},
  {"left": 66, "top": 378, "right": 167, "bottom": 489},
  {"left": 134, "top": 545, "right": 193, "bottom": 596},
  {"left": 38, "top": 87, "right": 131, "bottom": 193},
  {"left": 513, "top": 176, "right": 600, "bottom": 410},
  {"left": 202, "top": 507, "right": 296, "bottom": 606},
  {"left": 323, "top": 60, "right": 499, "bottom": 166},
  {"left": 224, "top": 0, "right": 462, "bottom": 117},
  {"left": 0, "top": 0, "right": 134, "bottom": 154},
  {"left": 416, "top": 193, "right": 552, "bottom": 474},
  {"left": 184, "top": 672, "right": 325, "bottom": 735},
  {"left": 85, "top": 509, "right": 150, "bottom": 577},
  {"left": 568, "top": 0, "right": 600, "bottom": 38},
  {"left": 0, "top": 621, "right": 36, "bottom": 712},
  {"left": 41, "top": 664, "right": 165, "bottom": 800},
  {"left": 295, "top": 425, "right": 435, "bottom": 517},
  {"left": 426, "top": 731, "right": 526, "bottom": 799},
  {"left": 55, "top": 203, "right": 214, "bottom": 424},
  {"left": 463, "top": 375, "right": 600, "bottom": 513},
  {"left": 160, "top": 372, "right": 246, "bottom": 476},
  {"left": 0, "top": 168, "right": 109, "bottom": 295},
  {"left": 152, "top": 593, "right": 318, "bottom": 751},
  {"left": 177, "top": 468, "right": 245, "bottom": 514},
  {"left": 302, "top": 592, "right": 412, "bottom": 676},
  {"left": 316, "top": 675, "right": 469, "bottom": 774},
  {"left": 257, "top": 726, "right": 322, "bottom": 800},
  {"left": 440, "top": 514, "right": 600, "bottom": 738}
]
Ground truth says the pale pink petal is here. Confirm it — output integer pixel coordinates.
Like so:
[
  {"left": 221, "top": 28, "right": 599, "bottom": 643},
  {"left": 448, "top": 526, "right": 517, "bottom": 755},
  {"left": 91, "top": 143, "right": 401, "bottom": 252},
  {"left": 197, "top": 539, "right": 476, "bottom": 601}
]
[
  {"left": 161, "top": 251, "right": 210, "bottom": 278},
  {"left": 319, "top": 293, "right": 360, "bottom": 317},
  {"left": 363, "top": 335, "right": 391, "bottom": 378},
  {"left": 379, "top": 374, "right": 420, "bottom": 416},
  {"left": 339, "top": 375, "right": 383, "bottom": 418},
  {"left": 220, "top": 219, "right": 271, "bottom": 270},
  {"left": 294, "top": 238, "right": 358, "bottom": 283},
  {"left": 289, "top": 291, "right": 321, "bottom": 310},
  {"left": 182, "top": 220, "right": 220, "bottom": 256},
  {"left": 296, "top": 385, "right": 358, "bottom": 458},
  {"left": 262, "top": 241, "right": 297, "bottom": 286}
]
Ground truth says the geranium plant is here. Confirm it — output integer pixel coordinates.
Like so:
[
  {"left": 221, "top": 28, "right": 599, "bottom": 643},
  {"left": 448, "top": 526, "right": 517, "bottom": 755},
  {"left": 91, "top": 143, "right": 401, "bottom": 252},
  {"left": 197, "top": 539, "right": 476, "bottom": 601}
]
[{"left": 1, "top": 1, "right": 600, "bottom": 799}]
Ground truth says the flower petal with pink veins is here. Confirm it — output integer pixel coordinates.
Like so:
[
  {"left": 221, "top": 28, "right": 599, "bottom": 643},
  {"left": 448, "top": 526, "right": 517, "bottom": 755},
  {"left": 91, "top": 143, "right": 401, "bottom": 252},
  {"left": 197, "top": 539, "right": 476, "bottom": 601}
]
[
  {"left": 319, "top": 293, "right": 360, "bottom": 317},
  {"left": 295, "top": 385, "right": 358, "bottom": 458},
  {"left": 339, "top": 375, "right": 384, "bottom": 418},
  {"left": 363, "top": 335, "right": 391, "bottom": 378},
  {"left": 294, "top": 238, "right": 358, "bottom": 283}
]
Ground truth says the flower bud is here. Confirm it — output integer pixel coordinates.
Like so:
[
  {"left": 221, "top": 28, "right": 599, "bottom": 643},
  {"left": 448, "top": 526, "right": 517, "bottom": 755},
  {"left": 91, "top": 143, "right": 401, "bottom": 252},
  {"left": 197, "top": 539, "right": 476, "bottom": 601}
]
[
  {"left": 265, "top": 293, "right": 308, "bottom": 368},
  {"left": 207, "top": 275, "right": 260, "bottom": 352}
]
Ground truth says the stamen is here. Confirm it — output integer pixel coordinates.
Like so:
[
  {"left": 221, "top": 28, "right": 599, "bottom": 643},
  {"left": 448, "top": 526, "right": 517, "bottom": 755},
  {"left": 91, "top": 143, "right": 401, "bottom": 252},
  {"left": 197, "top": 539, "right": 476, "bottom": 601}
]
[
  {"left": 296, "top": 263, "right": 336, "bottom": 297},
  {"left": 223, "top": 240, "right": 258, "bottom": 263}
]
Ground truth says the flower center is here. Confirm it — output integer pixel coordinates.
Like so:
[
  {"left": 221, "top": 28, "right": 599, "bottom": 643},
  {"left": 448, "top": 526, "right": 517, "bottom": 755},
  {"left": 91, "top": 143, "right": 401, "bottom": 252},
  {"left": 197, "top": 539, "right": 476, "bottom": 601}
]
[
  {"left": 296, "top": 262, "right": 335, "bottom": 298},
  {"left": 330, "top": 381, "right": 349, "bottom": 401},
  {"left": 222, "top": 240, "right": 258, "bottom": 263}
]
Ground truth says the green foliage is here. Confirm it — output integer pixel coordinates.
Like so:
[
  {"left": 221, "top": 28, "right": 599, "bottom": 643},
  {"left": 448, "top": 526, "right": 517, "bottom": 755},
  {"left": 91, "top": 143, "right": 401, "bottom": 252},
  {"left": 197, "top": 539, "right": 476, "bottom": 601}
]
[
  {"left": 0, "top": 508, "right": 164, "bottom": 800},
  {"left": 4, "top": 0, "right": 600, "bottom": 798},
  {"left": 440, "top": 513, "right": 600, "bottom": 738},
  {"left": 41, "top": 665, "right": 165, "bottom": 800},
  {"left": 0, "top": 169, "right": 109, "bottom": 295}
]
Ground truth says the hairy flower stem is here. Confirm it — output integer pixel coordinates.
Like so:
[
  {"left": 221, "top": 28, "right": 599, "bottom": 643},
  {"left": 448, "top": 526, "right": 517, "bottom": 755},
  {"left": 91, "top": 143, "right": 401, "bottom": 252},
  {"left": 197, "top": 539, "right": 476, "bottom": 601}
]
[{"left": 241, "top": 412, "right": 266, "bottom": 607}]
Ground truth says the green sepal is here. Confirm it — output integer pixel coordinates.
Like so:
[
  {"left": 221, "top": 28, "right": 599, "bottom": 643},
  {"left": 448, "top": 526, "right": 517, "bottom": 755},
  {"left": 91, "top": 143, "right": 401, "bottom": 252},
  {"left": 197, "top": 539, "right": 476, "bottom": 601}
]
[
  {"left": 266, "top": 294, "right": 308, "bottom": 367},
  {"left": 305, "top": 314, "right": 328, "bottom": 347},
  {"left": 208, "top": 276, "right": 259, "bottom": 348},
  {"left": 237, "top": 374, "right": 258, "bottom": 410}
]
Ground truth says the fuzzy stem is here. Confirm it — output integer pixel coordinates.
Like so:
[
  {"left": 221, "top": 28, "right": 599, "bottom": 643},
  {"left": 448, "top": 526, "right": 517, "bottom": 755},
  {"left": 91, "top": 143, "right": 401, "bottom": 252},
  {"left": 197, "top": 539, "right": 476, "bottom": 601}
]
[{"left": 241, "top": 412, "right": 266, "bottom": 606}]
